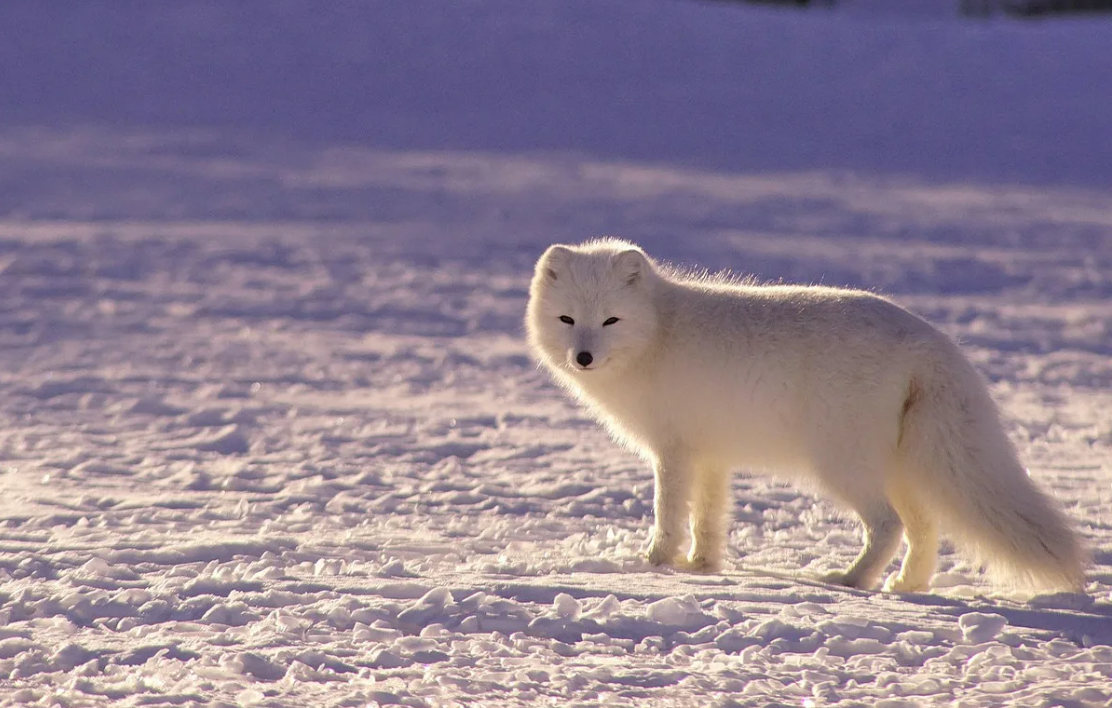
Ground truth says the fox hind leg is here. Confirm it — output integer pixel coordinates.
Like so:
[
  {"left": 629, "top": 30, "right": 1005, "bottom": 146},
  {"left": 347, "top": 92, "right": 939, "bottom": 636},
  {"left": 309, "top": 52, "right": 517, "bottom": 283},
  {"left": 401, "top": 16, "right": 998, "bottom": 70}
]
[
  {"left": 822, "top": 496, "right": 904, "bottom": 590},
  {"left": 883, "top": 484, "right": 939, "bottom": 593}
]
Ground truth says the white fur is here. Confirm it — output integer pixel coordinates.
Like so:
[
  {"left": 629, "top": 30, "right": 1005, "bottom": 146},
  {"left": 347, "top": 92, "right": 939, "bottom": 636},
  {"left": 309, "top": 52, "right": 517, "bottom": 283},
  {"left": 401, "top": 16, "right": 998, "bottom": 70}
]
[{"left": 526, "top": 238, "right": 1087, "bottom": 593}]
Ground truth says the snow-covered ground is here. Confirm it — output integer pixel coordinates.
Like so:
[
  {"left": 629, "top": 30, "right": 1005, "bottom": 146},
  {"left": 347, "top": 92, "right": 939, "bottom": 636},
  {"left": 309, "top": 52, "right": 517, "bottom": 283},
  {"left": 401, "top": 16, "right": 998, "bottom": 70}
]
[{"left": 2, "top": 2, "right": 1112, "bottom": 706}]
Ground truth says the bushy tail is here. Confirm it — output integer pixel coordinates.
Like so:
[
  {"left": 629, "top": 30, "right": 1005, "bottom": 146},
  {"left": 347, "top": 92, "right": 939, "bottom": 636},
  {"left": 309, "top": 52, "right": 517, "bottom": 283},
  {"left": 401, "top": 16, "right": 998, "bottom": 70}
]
[{"left": 899, "top": 347, "right": 1088, "bottom": 592}]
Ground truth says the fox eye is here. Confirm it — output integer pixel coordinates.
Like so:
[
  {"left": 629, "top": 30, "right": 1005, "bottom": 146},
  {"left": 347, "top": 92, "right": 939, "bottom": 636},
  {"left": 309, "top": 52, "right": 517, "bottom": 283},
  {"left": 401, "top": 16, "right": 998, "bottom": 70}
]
[
  {"left": 559, "top": 316, "right": 575, "bottom": 325},
  {"left": 602, "top": 317, "right": 620, "bottom": 326}
]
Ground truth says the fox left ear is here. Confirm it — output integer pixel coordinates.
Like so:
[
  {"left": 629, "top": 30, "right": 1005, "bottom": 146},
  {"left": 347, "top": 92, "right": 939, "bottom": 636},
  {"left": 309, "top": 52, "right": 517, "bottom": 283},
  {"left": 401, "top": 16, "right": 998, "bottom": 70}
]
[
  {"left": 613, "top": 249, "right": 646, "bottom": 286},
  {"left": 539, "top": 245, "right": 572, "bottom": 282}
]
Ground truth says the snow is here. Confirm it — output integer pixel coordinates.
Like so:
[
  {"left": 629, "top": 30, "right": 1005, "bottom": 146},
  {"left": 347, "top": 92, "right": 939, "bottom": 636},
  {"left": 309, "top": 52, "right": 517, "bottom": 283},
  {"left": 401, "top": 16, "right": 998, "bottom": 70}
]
[
  {"left": 958, "top": 613, "right": 1009, "bottom": 643},
  {"left": 1, "top": 0, "right": 1111, "bottom": 706}
]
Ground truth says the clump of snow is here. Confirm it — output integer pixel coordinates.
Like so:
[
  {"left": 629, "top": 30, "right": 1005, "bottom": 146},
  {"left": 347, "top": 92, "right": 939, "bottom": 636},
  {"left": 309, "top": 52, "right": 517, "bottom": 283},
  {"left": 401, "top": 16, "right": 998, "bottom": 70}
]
[
  {"left": 645, "top": 595, "right": 707, "bottom": 629},
  {"left": 958, "top": 612, "right": 1009, "bottom": 643}
]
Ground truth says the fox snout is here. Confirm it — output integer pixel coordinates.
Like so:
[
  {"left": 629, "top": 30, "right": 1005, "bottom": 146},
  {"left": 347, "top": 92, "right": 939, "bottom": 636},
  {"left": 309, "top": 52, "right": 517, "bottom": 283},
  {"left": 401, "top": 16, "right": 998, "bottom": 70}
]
[{"left": 569, "top": 332, "right": 601, "bottom": 370}]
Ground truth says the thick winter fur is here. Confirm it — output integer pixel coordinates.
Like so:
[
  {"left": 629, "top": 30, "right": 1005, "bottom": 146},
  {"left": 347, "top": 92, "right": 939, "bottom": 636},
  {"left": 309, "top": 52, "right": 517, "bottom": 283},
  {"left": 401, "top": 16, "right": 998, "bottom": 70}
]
[{"left": 525, "top": 238, "right": 1087, "bottom": 593}]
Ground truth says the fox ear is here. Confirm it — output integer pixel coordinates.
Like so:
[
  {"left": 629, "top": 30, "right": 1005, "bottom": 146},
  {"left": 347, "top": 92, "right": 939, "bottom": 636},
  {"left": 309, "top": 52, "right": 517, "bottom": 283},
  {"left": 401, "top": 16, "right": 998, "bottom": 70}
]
[
  {"left": 613, "top": 249, "right": 646, "bottom": 286},
  {"left": 539, "top": 245, "right": 572, "bottom": 281}
]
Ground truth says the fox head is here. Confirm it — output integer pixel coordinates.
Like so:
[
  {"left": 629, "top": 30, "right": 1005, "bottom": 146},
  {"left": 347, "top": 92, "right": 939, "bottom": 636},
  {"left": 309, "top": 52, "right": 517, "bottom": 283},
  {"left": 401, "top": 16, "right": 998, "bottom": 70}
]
[{"left": 526, "top": 239, "right": 660, "bottom": 377}]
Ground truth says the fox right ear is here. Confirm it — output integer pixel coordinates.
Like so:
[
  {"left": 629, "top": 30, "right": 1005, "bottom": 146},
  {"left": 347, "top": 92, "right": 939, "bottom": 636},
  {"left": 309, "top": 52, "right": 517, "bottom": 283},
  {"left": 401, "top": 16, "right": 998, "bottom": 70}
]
[
  {"left": 539, "top": 245, "right": 572, "bottom": 281},
  {"left": 613, "top": 248, "right": 647, "bottom": 286}
]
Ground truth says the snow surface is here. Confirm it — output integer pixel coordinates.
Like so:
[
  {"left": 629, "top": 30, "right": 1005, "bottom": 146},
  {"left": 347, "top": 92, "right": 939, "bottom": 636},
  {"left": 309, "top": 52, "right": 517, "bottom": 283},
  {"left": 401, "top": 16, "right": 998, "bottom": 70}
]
[{"left": 2, "top": 1, "right": 1112, "bottom": 706}]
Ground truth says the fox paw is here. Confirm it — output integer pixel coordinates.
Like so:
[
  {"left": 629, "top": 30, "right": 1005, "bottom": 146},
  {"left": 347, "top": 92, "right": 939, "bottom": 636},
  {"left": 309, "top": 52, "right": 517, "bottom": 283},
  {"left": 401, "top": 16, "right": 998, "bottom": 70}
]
[
  {"left": 820, "top": 570, "right": 851, "bottom": 586},
  {"left": 882, "top": 572, "right": 929, "bottom": 593},
  {"left": 820, "top": 570, "right": 873, "bottom": 590},
  {"left": 646, "top": 539, "right": 679, "bottom": 567},
  {"left": 680, "top": 553, "right": 722, "bottom": 574}
]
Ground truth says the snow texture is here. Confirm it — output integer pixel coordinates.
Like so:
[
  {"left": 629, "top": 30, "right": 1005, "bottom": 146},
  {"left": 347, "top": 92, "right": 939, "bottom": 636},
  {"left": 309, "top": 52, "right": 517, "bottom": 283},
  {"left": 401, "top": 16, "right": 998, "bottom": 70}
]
[{"left": 1, "top": 1, "right": 1112, "bottom": 706}]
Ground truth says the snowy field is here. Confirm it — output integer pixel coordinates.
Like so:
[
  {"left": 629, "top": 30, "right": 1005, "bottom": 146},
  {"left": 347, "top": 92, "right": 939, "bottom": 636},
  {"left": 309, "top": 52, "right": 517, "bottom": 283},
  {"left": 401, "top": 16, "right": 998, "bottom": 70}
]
[{"left": 2, "top": 2, "right": 1112, "bottom": 707}]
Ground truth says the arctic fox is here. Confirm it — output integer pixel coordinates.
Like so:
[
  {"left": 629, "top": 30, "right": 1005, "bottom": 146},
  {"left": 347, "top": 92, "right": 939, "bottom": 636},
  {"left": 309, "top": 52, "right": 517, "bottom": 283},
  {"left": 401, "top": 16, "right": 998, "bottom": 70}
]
[{"left": 525, "top": 238, "right": 1087, "bottom": 593}]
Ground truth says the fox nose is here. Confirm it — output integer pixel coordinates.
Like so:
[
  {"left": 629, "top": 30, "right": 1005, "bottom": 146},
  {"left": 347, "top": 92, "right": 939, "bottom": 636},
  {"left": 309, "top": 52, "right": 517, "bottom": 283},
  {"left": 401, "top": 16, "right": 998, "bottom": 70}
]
[{"left": 576, "top": 351, "right": 594, "bottom": 368}]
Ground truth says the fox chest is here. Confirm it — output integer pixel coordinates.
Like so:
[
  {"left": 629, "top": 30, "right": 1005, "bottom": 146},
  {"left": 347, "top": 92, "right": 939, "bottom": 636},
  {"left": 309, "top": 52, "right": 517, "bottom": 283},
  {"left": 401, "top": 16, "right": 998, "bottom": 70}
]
[{"left": 579, "top": 376, "right": 734, "bottom": 447}]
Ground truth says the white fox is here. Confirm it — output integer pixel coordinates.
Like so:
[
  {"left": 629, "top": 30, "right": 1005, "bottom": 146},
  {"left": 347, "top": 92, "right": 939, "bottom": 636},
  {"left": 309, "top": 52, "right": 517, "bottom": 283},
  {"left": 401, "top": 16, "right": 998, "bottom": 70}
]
[{"left": 525, "top": 238, "right": 1087, "bottom": 593}]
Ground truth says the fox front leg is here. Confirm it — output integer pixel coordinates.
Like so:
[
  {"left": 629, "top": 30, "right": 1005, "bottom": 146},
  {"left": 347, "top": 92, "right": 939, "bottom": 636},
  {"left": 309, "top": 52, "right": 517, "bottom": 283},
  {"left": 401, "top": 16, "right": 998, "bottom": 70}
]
[
  {"left": 646, "top": 453, "right": 694, "bottom": 567},
  {"left": 686, "top": 465, "right": 729, "bottom": 572}
]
